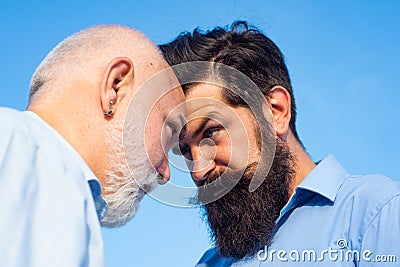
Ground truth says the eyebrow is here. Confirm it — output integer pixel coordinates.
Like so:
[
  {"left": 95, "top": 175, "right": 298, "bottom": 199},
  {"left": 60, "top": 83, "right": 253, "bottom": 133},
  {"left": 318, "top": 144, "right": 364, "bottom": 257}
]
[
  {"left": 179, "top": 112, "right": 220, "bottom": 141},
  {"left": 179, "top": 118, "right": 210, "bottom": 141},
  {"left": 193, "top": 117, "right": 211, "bottom": 139}
]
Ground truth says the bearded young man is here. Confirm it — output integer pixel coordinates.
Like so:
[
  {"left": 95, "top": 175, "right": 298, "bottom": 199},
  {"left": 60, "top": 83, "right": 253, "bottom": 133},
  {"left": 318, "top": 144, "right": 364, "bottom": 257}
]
[
  {"left": 0, "top": 25, "right": 185, "bottom": 267},
  {"left": 160, "top": 21, "right": 400, "bottom": 266}
]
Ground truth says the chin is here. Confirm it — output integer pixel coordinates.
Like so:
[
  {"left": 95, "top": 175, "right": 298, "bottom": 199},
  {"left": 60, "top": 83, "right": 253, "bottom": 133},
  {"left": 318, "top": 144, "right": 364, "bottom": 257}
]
[{"left": 101, "top": 170, "right": 159, "bottom": 228}]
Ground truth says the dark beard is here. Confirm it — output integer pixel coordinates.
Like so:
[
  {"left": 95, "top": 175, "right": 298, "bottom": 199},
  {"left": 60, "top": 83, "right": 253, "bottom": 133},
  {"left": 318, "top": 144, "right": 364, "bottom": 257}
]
[{"left": 197, "top": 138, "right": 295, "bottom": 260}]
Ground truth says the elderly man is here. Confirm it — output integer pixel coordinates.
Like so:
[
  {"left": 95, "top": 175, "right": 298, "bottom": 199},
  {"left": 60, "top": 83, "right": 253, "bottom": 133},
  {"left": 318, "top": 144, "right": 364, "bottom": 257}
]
[
  {"left": 0, "top": 25, "right": 184, "bottom": 267},
  {"left": 160, "top": 21, "right": 400, "bottom": 266}
]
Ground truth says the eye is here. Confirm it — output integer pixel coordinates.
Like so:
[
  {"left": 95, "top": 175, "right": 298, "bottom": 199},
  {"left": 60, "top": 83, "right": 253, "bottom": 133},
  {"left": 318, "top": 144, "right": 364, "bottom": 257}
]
[{"left": 204, "top": 128, "right": 219, "bottom": 138}]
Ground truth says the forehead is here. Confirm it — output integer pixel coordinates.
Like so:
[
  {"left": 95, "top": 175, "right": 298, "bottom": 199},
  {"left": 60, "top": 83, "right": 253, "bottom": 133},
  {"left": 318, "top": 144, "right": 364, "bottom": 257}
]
[
  {"left": 185, "top": 83, "right": 227, "bottom": 119},
  {"left": 140, "top": 66, "right": 185, "bottom": 112},
  {"left": 149, "top": 87, "right": 185, "bottom": 126}
]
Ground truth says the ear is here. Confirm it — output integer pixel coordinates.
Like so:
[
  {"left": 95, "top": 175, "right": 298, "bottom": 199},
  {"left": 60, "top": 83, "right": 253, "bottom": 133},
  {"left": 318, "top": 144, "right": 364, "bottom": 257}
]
[
  {"left": 99, "top": 57, "right": 134, "bottom": 116},
  {"left": 267, "top": 86, "right": 291, "bottom": 138}
]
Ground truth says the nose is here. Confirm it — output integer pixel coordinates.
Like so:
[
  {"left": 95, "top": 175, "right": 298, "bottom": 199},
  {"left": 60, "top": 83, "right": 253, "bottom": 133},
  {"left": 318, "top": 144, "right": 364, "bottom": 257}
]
[
  {"left": 189, "top": 143, "right": 216, "bottom": 183},
  {"left": 156, "top": 156, "right": 170, "bottom": 185}
]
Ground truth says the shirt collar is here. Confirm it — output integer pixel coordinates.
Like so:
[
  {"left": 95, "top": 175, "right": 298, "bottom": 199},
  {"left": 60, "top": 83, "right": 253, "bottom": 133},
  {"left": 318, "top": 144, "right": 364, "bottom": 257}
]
[
  {"left": 23, "top": 111, "right": 109, "bottom": 220},
  {"left": 296, "top": 154, "right": 348, "bottom": 202},
  {"left": 278, "top": 155, "right": 348, "bottom": 222}
]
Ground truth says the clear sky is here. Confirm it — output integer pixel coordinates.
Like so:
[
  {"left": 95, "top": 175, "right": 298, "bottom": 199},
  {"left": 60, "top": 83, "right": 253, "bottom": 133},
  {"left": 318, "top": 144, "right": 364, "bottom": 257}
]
[{"left": 1, "top": 1, "right": 399, "bottom": 266}]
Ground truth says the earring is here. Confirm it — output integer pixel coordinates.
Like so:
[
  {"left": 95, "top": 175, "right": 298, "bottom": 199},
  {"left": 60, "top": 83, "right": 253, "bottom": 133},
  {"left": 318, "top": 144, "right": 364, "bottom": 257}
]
[{"left": 104, "top": 100, "right": 114, "bottom": 116}]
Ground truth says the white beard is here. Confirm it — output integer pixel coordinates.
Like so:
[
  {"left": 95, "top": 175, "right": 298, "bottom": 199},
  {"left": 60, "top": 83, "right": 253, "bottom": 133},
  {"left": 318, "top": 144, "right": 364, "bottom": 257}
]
[{"left": 101, "top": 109, "right": 159, "bottom": 228}]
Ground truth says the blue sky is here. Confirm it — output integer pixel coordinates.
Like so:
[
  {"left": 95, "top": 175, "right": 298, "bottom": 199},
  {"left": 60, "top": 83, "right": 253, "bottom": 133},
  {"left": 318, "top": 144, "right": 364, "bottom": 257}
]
[{"left": 1, "top": 1, "right": 399, "bottom": 266}]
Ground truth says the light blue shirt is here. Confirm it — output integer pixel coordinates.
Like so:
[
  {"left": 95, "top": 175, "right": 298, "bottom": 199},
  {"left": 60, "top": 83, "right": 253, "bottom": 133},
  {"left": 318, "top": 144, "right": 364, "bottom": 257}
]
[
  {"left": 196, "top": 155, "right": 400, "bottom": 266},
  {"left": 0, "top": 108, "right": 108, "bottom": 267}
]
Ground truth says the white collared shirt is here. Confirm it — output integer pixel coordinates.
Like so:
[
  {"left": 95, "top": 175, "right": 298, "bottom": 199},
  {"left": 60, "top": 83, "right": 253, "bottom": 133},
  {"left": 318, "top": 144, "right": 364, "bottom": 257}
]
[{"left": 0, "top": 107, "right": 108, "bottom": 267}]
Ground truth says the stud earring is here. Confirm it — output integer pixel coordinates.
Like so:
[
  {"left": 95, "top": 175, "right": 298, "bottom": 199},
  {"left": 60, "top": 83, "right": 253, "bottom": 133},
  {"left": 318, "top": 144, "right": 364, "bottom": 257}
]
[{"left": 104, "top": 100, "right": 114, "bottom": 116}]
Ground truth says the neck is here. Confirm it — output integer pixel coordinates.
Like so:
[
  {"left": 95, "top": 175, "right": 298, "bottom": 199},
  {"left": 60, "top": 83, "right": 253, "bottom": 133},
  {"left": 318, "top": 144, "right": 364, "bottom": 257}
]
[
  {"left": 287, "top": 133, "right": 316, "bottom": 196},
  {"left": 28, "top": 95, "right": 108, "bottom": 186}
]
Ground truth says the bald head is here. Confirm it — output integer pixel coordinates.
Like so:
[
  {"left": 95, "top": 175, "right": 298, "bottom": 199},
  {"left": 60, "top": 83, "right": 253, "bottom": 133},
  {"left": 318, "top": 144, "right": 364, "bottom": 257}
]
[{"left": 29, "top": 25, "right": 166, "bottom": 103}]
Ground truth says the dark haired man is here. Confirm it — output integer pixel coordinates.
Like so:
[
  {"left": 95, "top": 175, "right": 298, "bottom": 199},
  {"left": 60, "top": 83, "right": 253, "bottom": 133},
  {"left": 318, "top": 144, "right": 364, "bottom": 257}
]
[{"left": 160, "top": 21, "right": 400, "bottom": 266}]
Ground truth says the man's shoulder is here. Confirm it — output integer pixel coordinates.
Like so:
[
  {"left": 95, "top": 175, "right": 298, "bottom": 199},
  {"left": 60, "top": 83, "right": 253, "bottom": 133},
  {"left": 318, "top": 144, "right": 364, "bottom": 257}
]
[
  {"left": 0, "top": 107, "right": 39, "bottom": 136},
  {"left": 0, "top": 108, "right": 40, "bottom": 153},
  {"left": 337, "top": 173, "right": 400, "bottom": 224},
  {"left": 0, "top": 107, "right": 26, "bottom": 125},
  {"left": 342, "top": 173, "right": 400, "bottom": 200},
  {"left": 0, "top": 108, "right": 54, "bottom": 158}
]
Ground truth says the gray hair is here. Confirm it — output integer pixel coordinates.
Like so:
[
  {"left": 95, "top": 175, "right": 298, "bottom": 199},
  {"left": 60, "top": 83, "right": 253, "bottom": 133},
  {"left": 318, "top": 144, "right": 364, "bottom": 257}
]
[{"left": 29, "top": 25, "right": 160, "bottom": 103}]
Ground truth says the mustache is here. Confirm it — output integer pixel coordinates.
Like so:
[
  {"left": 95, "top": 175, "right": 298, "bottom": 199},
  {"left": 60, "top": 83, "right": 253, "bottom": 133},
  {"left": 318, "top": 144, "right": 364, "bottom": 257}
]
[{"left": 195, "top": 162, "right": 259, "bottom": 205}]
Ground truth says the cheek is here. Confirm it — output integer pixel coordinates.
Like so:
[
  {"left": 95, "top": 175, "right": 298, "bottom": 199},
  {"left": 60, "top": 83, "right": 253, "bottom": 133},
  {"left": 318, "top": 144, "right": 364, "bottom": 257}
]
[
  {"left": 212, "top": 136, "right": 247, "bottom": 170},
  {"left": 144, "top": 113, "right": 164, "bottom": 167},
  {"left": 223, "top": 128, "right": 253, "bottom": 169},
  {"left": 215, "top": 145, "right": 231, "bottom": 165}
]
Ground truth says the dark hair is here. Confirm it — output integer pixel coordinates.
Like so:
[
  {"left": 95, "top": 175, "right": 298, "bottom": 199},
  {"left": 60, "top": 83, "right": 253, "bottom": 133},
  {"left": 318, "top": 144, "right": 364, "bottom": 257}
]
[{"left": 159, "top": 20, "right": 301, "bottom": 142}]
